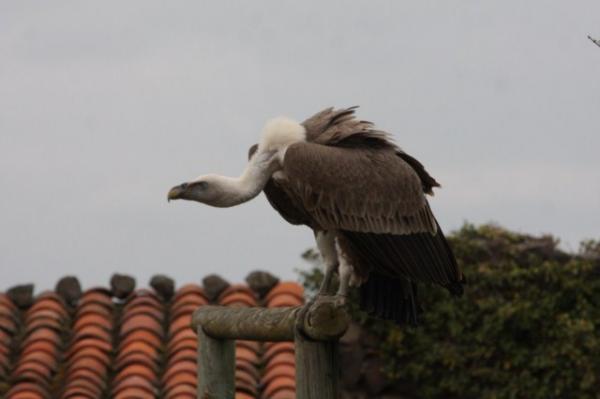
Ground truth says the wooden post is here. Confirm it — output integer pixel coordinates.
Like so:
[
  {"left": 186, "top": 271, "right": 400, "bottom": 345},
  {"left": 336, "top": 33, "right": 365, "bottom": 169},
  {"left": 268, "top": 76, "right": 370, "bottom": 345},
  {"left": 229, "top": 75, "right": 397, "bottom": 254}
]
[
  {"left": 295, "top": 329, "right": 340, "bottom": 399},
  {"left": 192, "top": 296, "right": 350, "bottom": 399},
  {"left": 196, "top": 326, "right": 235, "bottom": 399}
]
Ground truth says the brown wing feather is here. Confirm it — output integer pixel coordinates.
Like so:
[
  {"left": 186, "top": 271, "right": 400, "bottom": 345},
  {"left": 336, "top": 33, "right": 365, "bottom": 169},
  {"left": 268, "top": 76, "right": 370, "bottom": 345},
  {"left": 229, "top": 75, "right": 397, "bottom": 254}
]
[
  {"left": 262, "top": 180, "right": 313, "bottom": 226},
  {"left": 282, "top": 142, "right": 437, "bottom": 235},
  {"left": 302, "top": 106, "right": 393, "bottom": 148},
  {"left": 340, "top": 225, "right": 463, "bottom": 290},
  {"left": 396, "top": 151, "right": 440, "bottom": 195},
  {"left": 249, "top": 144, "right": 311, "bottom": 226},
  {"left": 301, "top": 107, "right": 441, "bottom": 194}
]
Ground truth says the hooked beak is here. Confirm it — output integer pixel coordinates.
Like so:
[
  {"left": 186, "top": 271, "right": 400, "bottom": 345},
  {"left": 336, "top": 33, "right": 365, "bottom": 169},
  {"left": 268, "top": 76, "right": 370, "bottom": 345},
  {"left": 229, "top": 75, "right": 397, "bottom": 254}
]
[{"left": 167, "top": 183, "right": 188, "bottom": 202}]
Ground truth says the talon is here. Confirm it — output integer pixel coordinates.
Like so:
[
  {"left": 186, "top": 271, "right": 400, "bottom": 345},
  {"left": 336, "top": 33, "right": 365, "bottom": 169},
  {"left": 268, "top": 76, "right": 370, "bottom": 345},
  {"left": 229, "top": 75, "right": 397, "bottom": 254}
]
[
  {"left": 295, "top": 295, "right": 317, "bottom": 333},
  {"left": 333, "top": 294, "right": 348, "bottom": 307}
]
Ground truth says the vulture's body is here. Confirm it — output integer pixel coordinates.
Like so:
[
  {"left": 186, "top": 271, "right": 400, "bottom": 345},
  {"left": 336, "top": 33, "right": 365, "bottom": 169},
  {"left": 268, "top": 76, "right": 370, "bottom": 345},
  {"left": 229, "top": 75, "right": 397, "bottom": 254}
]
[{"left": 169, "top": 107, "right": 464, "bottom": 324}]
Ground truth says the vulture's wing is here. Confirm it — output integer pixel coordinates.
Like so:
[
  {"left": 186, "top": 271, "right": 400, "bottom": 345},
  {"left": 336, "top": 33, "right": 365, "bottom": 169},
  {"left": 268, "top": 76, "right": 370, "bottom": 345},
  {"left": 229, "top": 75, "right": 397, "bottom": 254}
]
[
  {"left": 248, "top": 144, "right": 311, "bottom": 226},
  {"left": 283, "top": 141, "right": 462, "bottom": 290},
  {"left": 282, "top": 142, "right": 437, "bottom": 235}
]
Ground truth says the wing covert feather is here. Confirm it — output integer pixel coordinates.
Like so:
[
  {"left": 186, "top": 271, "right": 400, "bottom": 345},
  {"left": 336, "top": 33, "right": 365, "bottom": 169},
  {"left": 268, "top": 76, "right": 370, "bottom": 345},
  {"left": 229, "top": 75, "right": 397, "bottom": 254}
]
[{"left": 282, "top": 142, "right": 437, "bottom": 235}]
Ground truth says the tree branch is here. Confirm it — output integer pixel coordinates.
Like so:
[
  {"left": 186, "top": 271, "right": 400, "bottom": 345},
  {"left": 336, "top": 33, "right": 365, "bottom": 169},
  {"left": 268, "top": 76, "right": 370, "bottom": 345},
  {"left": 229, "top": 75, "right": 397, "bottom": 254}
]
[{"left": 588, "top": 35, "right": 600, "bottom": 48}]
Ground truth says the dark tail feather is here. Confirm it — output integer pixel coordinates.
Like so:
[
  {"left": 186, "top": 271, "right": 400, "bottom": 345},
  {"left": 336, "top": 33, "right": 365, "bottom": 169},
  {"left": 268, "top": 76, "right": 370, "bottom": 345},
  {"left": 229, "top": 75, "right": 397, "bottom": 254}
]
[{"left": 360, "top": 273, "right": 420, "bottom": 325}]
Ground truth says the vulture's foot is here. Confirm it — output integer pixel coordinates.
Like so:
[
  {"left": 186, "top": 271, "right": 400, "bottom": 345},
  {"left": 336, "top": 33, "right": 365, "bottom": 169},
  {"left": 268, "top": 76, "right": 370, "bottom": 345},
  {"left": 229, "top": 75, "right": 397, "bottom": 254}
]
[
  {"left": 317, "top": 261, "right": 339, "bottom": 296},
  {"left": 295, "top": 294, "right": 349, "bottom": 336},
  {"left": 295, "top": 294, "right": 318, "bottom": 334},
  {"left": 333, "top": 294, "right": 348, "bottom": 308},
  {"left": 317, "top": 284, "right": 335, "bottom": 296}
]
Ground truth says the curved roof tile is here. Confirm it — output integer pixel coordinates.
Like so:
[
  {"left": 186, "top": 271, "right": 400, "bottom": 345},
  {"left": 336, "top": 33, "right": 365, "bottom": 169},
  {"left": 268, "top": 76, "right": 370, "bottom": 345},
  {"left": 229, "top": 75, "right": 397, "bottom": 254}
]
[
  {"left": 5, "top": 383, "right": 50, "bottom": 399},
  {"left": 267, "top": 294, "right": 303, "bottom": 308},
  {"left": 265, "top": 282, "right": 304, "bottom": 302},
  {"left": 263, "top": 376, "right": 296, "bottom": 399},
  {"left": 163, "top": 383, "right": 196, "bottom": 398}
]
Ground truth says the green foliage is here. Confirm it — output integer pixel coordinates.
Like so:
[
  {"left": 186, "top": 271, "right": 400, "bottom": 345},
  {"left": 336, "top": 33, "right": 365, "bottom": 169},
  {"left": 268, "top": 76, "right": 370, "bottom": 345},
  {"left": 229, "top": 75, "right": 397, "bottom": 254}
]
[{"left": 299, "top": 224, "right": 600, "bottom": 399}]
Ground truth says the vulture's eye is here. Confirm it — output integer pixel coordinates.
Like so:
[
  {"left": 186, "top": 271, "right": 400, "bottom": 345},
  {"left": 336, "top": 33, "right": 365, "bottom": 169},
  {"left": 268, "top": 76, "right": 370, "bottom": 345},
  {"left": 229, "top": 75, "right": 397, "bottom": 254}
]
[{"left": 196, "top": 181, "right": 209, "bottom": 189}]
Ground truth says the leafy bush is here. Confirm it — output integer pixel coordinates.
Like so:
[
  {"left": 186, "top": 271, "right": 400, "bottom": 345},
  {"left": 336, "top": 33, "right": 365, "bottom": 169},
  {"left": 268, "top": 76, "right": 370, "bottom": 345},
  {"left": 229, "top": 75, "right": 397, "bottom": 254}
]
[{"left": 299, "top": 224, "right": 600, "bottom": 399}]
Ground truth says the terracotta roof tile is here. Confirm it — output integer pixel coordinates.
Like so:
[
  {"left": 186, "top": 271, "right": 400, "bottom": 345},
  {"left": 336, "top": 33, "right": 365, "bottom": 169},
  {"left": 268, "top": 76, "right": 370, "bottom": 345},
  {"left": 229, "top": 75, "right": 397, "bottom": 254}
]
[
  {"left": 162, "top": 361, "right": 196, "bottom": 384},
  {"left": 0, "top": 317, "right": 17, "bottom": 335},
  {"left": 61, "top": 386, "right": 98, "bottom": 398},
  {"left": 0, "top": 305, "right": 15, "bottom": 319},
  {"left": 111, "top": 375, "right": 157, "bottom": 396},
  {"left": 76, "top": 302, "right": 112, "bottom": 319},
  {"left": 167, "top": 337, "right": 196, "bottom": 357},
  {"left": 267, "top": 293, "right": 303, "bottom": 308},
  {"left": 0, "top": 328, "right": 12, "bottom": 346},
  {"left": 168, "top": 313, "right": 193, "bottom": 337},
  {"left": 263, "top": 375, "right": 296, "bottom": 399},
  {"left": 113, "top": 386, "right": 156, "bottom": 399},
  {"left": 163, "top": 371, "right": 196, "bottom": 393},
  {"left": 221, "top": 292, "right": 258, "bottom": 307},
  {"left": 26, "top": 296, "right": 68, "bottom": 320},
  {"left": 7, "top": 291, "right": 68, "bottom": 399},
  {"left": 236, "top": 346, "right": 260, "bottom": 365},
  {"left": 263, "top": 364, "right": 296, "bottom": 387},
  {"left": 264, "top": 352, "right": 296, "bottom": 373},
  {"left": 5, "top": 382, "right": 51, "bottom": 399},
  {"left": 122, "top": 295, "right": 162, "bottom": 314},
  {"left": 73, "top": 313, "right": 112, "bottom": 333},
  {"left": 0, "top": 294, "right": 16, "bottom": 309},
  {"left": 120, "top": 329, "right": 162, "bottom": 350},
  {"left": 172, "top": 283, "right": 206, "bottom": 299},
  {"left": 71, "top": 324, "right": 112, "bottom": 342},
  {"left": 163, "top": 284, "right": 200, "bottom": 397},
  {"left": 62, "top": 379, "right": 103, "bottom": 396},
  {"left": 78, "top": 290, "right": 114, "bottom": 309},
  {"left": 236, "top": 368, "right": 259, "bottom": 393},
  {"left": 163, "top": 383, "right": 196, "bottom": 398},
  {"left": 263, "top": 342, "right": 295, "bottom": 361},
  {"left": 167, "top": 327, "right": 196, "bottom": 346},
  {"left": 167, "top": 347, "right": 196, "bottom": 365},
  {"left": 170, "top": 302, "right": 204, "bottom": 320},
  {"left": 265, "top": 282, "right": 304, "bottom": 303},
  {"left": 270, "top": 388, "right": 297, "bottom": 399},
  {"left": 60, "top": 288, "right": 113, "bottom": 399},
  {"left": 120, "top": 304, "right": 164, "bottom": 324},
  {"left": 0, "top": 275, "right": 304, "bottom": 399},
  {"left": 113, "top": 354, "right": 160, "bottom": 377},
  {"left": 64, "top": 368, "right": 107, "bottom": 391}
]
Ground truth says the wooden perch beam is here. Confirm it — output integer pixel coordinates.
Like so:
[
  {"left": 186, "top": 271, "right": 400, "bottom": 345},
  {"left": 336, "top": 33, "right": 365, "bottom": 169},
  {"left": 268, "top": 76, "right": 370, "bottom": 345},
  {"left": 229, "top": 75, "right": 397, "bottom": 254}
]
[
  {"left": 193, "top": 306, "right": 298, "bottom": 341},
  {"left": 192, "top": 295, "right": 350, "bottom": 341}
]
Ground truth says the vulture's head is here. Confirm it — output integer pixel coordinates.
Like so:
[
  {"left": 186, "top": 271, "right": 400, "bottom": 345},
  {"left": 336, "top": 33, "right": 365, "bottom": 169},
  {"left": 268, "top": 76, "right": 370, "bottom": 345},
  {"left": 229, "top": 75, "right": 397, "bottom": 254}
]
[
  {"left": 168, "top": 116, "right": 305, "bottom": 208},
  {"left": 167, "top": 175, "right": 233, "bottom": 208}
]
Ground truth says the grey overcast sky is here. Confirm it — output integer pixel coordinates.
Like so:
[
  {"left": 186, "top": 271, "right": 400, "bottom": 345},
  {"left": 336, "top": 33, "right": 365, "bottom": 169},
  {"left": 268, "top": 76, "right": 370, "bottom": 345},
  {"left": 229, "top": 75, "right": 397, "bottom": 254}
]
[{"left": 1, "top": 1, "right": 599, "bottom": 291}]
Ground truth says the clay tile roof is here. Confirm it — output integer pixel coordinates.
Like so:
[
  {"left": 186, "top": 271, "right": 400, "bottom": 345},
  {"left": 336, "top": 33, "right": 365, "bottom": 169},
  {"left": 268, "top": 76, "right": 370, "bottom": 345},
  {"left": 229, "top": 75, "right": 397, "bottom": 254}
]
[
  {"left": 172, "top": 284, "right": 206, "bottom": 300},
  {"left": 163, "top": 383, "right": 196, "bottom": 398},
  {"left": 265, "top": 282, "right": 304, "bottom": 303},
  {"left": 0, "top": 274, "right": 304, "bottom": 398},
  {"left": 267, "top": 293, "right": 304, "bottom": 308},
  {"left": 271, "top": 388, "right": 297, "bottom": 399},
  {"left": 263, "top": 375, "right": 296, "bottom": 399}
]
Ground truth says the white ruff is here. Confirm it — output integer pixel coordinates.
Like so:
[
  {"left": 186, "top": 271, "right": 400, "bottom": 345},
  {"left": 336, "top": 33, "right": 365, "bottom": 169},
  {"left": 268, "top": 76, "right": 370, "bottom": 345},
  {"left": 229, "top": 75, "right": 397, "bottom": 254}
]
[{"left": 258, "top": 116, "right": 306, "bottom": 154}]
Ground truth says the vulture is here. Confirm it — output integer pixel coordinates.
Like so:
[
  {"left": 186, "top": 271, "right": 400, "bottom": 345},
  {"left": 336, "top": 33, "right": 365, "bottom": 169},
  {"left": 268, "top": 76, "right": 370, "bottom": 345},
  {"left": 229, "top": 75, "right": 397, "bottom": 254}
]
[{"left": 168, "top": 107, "right": 464, "bottom": 324}]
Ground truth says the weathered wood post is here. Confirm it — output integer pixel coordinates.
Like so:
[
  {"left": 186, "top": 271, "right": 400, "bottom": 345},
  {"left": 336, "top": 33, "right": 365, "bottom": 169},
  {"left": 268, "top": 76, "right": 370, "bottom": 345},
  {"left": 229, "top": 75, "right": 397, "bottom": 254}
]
[
  {"left": 196, "top": 326, "right": 235, "bottom": 398},
  {"left": 294, "top": 297, "right": 350, "bottom": 398},
  {"left": 192, "top": 296, "right": 349, "bottom": 399}
]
